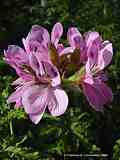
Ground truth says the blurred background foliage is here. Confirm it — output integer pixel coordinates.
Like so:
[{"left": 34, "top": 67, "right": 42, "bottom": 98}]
[{"left": 0, "top": 0, "right": 120, "bottom": 159}]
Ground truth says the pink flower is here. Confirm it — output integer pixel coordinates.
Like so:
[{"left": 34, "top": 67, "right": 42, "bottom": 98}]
[
  {"left": 4, "top": 23, "right": 64, "bottom": 75},
  {"left": 7, "top": 53, "right": 68, "bottom": 124},
  {"left": 85, "top": 33, "right": 112, "bottom": 71},
  {"left": 66, "top": 30, "right": 113, "bottom": 111},
  {"left": 61, "top": 28, "right": 109, "bottom": 65},
  {"left": 4, "top": 22, "right": 113, "bottom": 117},
  {"left": 4, "top": 45, "right": 32, "bottom": 80},
  {"left": 5, "top": 23, "right": 65, "bottom": 76},
  {"left": 60, "top": 27, "right": 86, "bottom": 62},
  {"left": 81, "top": 33, "right": 113, "bottom": 111},
  {"left": 60, "top": 27, "right": 113, "bottom": 110},
  {"left": 22, "top": 22, "right": 64, "bottom": 63}
]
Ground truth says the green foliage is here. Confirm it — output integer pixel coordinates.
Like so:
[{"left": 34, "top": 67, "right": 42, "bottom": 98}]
[
  {"left": 113, "top": 139, "right": 120, "bottom": 160},
  {"left": 0, "top": 0, "right": 120, "bottom": 159}
]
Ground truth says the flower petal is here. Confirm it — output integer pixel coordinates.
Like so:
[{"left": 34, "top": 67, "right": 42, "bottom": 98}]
[
  {"left": 4, "top": 45, "right": 27, "bottom": 67},
  {"left": 7, "top": 86, "right": 23, "bottom": 104},
  {"left": 84, "top": 32, "right": 102, "bottom": 65},
  {"left": 97, "top": 42, "right": 113, "bottom": 70},
  {"left": 59, "top": 47, "right": 74, "bottom": 56},
  {"left": 4, "top": 45, "right": 30, "bottom": 78},
  {"left": 29, "top": 53, "right": 45, "bottom": 77},
  {"left": 67, "top": 27, "right": 82, "bottom": 49},
  {"left": 22, "top": 85, "right": 48, "bottom": 114},
  {"left": 83, "top": 74, "right": 94, "bottom": 85},
  {"left": 12, "top": 78, "right": 25, "bottom": 86},
  {"left": 42, "top": 61, "right": 61, "bottom": 86},
  {"left": 29, "top": 110, "right": 45, "bottom": 124},
  {"left": 24, "top": 25, "right": 50, "bottom": 52},
  {"left": 85, "top": 31, "right": 102, "bottom": 49},
  {"left": 22, "top": 38, "right": 29, "bottom": 53},
  {"left": 48, "top": 88, "right": 68, "bottom": 116},
  {"left": 95, "top": 71, "right": 108, "bottom": 82},
  {"left": 51, "top": 22, "right": 63, "bottom": 47},
  {"left": 82, "top": 81, "right": 113, "bottom": 111},
  {"left": 85, "top": 57, "right": 93, "bottom": 74},
  {"left": 29, "top": 53, "right": 40, "bottom": 72},
  {"left": 7, "top": 81, "right": 34, "bottom": 106}
]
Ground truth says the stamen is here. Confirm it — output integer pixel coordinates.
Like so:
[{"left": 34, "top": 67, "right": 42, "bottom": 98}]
[{"left": 21, "top": 64, "right": 36, "bottom": 76}]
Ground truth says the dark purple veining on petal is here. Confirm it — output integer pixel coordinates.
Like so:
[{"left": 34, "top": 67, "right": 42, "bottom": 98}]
[
  {"left": 74, "top": 36, "right": 81, "bottom": 47},
  {"left": 42, "top": 61, "right": 58, "bottom": 78}
]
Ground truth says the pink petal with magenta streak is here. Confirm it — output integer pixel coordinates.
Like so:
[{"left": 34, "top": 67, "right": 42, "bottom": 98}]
[
  {"left": 24, "top": 25, "right": 50, "bottom": 52},
  {"left": 67, "top": 27, "right": 82, "bottom": 49},
  {"left": 51, "top": 22, "right": 63, "bottom": 47}
]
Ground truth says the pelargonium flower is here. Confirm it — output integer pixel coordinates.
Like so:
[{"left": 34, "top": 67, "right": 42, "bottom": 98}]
[
  {"left": 4, "top": 22, "right": 114, "bottom": 119},
  {"left": 22, "top": 22, "right": 64, "bottom": 64},
  {"left": 23, "top": 22, "right": 86, "bottom": 78},
  {"left": 63, "top": 28, "right": 113, "bottom": 111},
  {"left": 6, "top": 52, "right": 68, "bottom": 124},
  {"left": 4, "top": 23, "right": 67, "bottom": 79},
  {"left": 61, "top": 27, "right": 109, "bottom": 65},
  {"left": 60, "top": 27, "right": 86, "bottom": 64},
  {"left": 82, "top": 76, "right": 113, "bottom": 111},
  {"left": 4, "top": 23, "right": 64, "bottom": 77},
  {"left": 4, "top": 45, "right": 31, "bottom": 80},
  {"left": 67, "top": 31, "right": 113, "bottom": 111}
]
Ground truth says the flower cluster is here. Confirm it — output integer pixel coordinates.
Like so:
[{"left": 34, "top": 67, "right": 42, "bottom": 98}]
[{"left": 4, "top": 23, "right": 113, "bottom": 124}]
